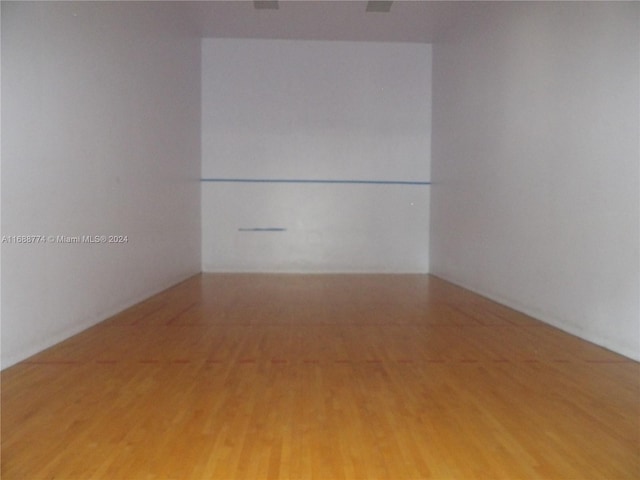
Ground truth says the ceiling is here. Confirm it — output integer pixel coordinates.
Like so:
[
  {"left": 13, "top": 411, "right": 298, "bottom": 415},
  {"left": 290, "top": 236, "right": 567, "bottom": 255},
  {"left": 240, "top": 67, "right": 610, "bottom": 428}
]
[{"left": 187, "top": 1, "right": 468, "bottom": 43}]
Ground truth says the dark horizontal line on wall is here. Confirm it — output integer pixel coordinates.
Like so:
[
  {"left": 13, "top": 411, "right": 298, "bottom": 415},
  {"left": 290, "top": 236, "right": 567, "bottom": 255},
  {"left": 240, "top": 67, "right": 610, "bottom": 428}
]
[
  {"left": 238, "top": 228, "right": 287, "bottom": 232},
  {"left": 201, "top": 178, "right": 431, "bottom": 186}
]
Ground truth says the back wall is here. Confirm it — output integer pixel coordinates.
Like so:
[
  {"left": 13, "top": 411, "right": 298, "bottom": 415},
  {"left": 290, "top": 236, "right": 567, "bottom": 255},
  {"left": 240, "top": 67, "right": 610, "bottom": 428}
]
[{"left": 201, "top": 39, "right": 431, "bottom": 273}]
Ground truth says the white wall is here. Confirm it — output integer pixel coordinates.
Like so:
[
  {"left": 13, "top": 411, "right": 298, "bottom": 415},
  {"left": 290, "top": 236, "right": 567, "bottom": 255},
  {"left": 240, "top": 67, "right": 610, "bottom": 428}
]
[
  {"left": 431, "top": 2, "right": 640, "bottom": 359},
  {"left": 1, "top": 2, "right": 202, "bottom": 368},
  {"left": 202, "top": 39, "right": 431, "bottom": 272}
]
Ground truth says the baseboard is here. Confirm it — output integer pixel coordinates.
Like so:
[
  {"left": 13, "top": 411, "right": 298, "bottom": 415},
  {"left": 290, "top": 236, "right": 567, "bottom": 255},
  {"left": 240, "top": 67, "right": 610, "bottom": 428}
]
[
  {"left": 1, "top": 271, "right": 201, "bottom": 370},
  {"left": 430, "top": 273, "right": 640, "bottom": 362}
]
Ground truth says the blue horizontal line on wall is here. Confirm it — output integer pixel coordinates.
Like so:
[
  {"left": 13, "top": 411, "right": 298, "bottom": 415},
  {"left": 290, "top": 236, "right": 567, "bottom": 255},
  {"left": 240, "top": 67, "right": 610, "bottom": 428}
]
[
  {"left": 201, "top": 178, "right": 431, "bottom": 186},
  {"left": 238, "top": 228, "right": 287, "bottom": 232}
]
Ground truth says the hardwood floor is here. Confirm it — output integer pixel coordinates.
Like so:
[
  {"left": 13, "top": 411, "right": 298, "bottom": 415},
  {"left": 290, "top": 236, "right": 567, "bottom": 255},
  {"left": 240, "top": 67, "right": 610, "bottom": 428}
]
[{"left": 2, "top": 274, "right": 639, "bottom": 479}]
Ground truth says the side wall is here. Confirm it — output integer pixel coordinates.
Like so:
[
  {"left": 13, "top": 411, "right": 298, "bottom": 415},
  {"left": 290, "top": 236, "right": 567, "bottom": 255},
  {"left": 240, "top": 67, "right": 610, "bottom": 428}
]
[
  {"left": 201, "top": 39, "right": 431, "bottom": 273},
  {"left": 1, "top": 2, "right": 202, "bottom": 368},
  {"left": 431, "top": 2, "right": 640, "bottom": 359}
]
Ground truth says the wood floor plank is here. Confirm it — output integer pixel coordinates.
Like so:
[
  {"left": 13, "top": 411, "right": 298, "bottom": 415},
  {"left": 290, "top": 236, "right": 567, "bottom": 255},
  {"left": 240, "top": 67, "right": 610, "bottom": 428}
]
[{"left": 2, "top": 274, "right": 638, "bottom": 479}]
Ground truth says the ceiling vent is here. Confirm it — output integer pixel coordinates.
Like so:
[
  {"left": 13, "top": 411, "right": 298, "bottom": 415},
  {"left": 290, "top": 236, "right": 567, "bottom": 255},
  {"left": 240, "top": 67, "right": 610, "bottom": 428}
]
[
  {"left": 253, "top": 1, "right": 279, "bottom": 10},
  {"left": 366, "top": 1, "right": 393, "bottom": 13}
]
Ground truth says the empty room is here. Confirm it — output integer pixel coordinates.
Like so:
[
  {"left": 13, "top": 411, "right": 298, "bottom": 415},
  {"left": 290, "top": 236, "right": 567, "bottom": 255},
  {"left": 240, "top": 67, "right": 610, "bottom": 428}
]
[{"left": 2, "top": 1, "right": 638, "bottom": 479}]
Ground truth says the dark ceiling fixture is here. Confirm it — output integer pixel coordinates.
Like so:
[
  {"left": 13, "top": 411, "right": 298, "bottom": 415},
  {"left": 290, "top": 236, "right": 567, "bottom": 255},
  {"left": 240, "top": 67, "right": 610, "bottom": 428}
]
[
  {"left": 253, "top": 1, "right": 279, "bottom": 10},
  {"left": 366, "top": 1, "right": 393, "bottom": 13}
]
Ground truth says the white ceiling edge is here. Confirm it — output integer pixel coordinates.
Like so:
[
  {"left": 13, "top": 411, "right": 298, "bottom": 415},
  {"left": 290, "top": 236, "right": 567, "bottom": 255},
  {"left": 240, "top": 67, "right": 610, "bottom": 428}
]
[{"left": 185, "top": 1, "right": 468, "bottom": 43}]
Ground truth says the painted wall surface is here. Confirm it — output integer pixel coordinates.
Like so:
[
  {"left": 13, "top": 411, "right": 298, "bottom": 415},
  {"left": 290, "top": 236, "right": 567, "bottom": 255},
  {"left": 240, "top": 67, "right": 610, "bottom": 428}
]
[
  {"left": 430, "top": 3, "right": 640, "bottom": 359},
  {"left": 1, "top": 2, "right": 202, "bottom": 368},
  {"left": 202, "top": 39, "right": 431, "bottom": 272}
]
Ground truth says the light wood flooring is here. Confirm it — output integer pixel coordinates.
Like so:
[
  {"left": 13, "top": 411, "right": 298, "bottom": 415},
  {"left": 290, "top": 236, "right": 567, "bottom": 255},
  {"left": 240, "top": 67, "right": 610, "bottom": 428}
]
[{"left": 2, "top": 274, "right": 639, "bottom": 479}]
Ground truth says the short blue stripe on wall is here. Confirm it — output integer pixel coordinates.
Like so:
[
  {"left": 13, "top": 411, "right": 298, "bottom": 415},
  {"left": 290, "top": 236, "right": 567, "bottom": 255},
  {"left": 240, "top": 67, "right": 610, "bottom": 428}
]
[
  {"left": 238, "top": 228, "right": 287, "bottom": 232},
  {"left": 201, "top": 178, "right": 431, "bottom": 186}
]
